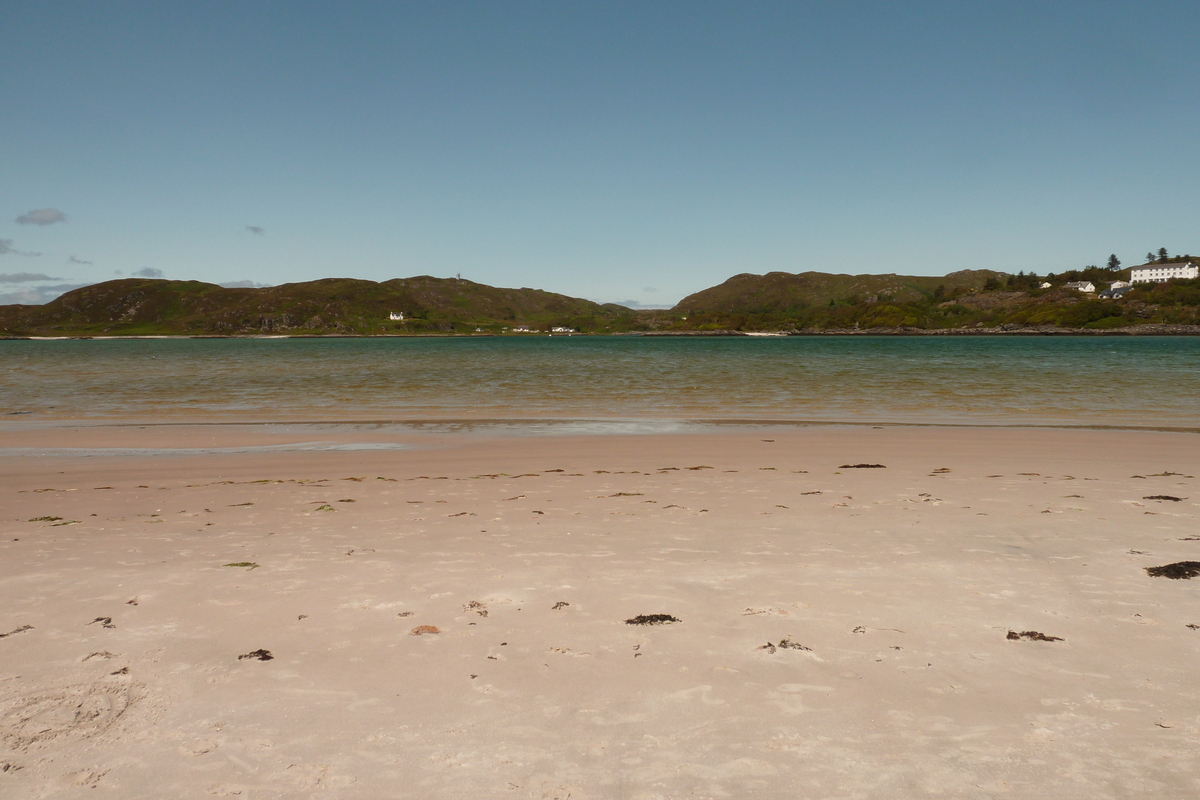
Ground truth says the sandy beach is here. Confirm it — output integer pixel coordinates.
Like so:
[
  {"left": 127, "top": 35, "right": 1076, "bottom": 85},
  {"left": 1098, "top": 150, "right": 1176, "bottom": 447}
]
[{"left": 2, "top": 422, "right": 1200, "bottom": 798}]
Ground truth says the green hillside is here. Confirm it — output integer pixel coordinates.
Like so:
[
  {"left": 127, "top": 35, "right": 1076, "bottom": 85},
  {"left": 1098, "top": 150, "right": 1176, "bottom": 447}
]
[
  {"left": 0, "top": 276, "right": 638, "bottom": 336},
  {"left": 4, "top": 267, "right": 1199, "bottom": 337},
  {"left": 664, "top": 266, "right": 1200, "bottom": 332},
  {"left": 674, "top": 269, "right": 1003, "bottom": 314}
]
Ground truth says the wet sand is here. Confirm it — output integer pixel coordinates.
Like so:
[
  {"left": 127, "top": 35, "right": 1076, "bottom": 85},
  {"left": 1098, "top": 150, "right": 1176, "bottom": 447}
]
[{"left": 2, "top": 424, "right": 1200, "bottom": 798}]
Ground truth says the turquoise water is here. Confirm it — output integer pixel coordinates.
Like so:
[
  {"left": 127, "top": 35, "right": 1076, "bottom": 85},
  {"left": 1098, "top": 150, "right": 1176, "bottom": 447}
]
[{"left": 1, "top": 336, "right": 1198, "bottom": 428}]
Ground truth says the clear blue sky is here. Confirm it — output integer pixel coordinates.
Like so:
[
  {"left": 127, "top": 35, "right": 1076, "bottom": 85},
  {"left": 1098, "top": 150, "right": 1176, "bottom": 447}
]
[{"left": 3, "top": 1, "right": 1198, "bottom": 307}]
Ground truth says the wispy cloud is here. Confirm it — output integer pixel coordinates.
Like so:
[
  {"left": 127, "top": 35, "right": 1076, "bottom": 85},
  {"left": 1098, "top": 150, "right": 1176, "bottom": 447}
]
[
  {"left": 0, "top": 282, "right": 91, "bottom": 306},
  {"left": 219, "top": 279, "right": 272, "bottom": 288},
  {"left": 0, "top": 272, "right": 61, "bottom": 283},
  {"left": 0, "top": 239, "right": 41, "bottom": 257},
  {"left": 68, "top": 255, "right": 93, "bottom": 265},
  {"left": 15, "top": 208, "right": 67, "bottom": 226},
  {"left": 131, "top": 267, "right": 164, "bottom": 278},
  {"left": 246, "top": 225, "right": 265, "bottom": 235}
]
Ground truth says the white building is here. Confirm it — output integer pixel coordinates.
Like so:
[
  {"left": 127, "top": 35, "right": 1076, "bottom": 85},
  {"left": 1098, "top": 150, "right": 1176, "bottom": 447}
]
[
  {"left": 1109, "top": 280, "right": 1131, "bottom": 289},
  {"left": 1064, "top": 281, "right": 1095, "bottom": 293},
  {"left": 389, "top": 312, "right": 405, "bottom": 320},
  {"left": 1130, "top": 262, "right": 1199, "bottom": 284}
]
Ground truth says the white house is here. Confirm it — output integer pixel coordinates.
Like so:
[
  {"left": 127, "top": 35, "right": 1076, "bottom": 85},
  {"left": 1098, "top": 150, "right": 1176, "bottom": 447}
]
[
  {"left": 1130, "top": 262, "right": 1199, "bottom": 284},
  {"left": 1109, "top": 280, "right": 1131, "bottom": 289},
  {"left": 550, "top": 327, "right": 576, "bottom": 333},
  {"left": 389, "top": 312, "right": 405, "bottom": 321},
  {"left": 1039, "top": 282, "right": 1052, "bottom": 289},
  {"left": 1064, "top": 281, "right": 1095, "bottom": 293}
]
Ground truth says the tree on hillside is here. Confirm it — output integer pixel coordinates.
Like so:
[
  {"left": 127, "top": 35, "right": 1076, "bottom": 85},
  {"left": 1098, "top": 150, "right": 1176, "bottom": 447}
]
[
  {"left": 1146, "top": 252, "right": 1156, "bottom": 264},
  {"left": 1107, "top": 254, "right": 1121, "bottom": 271},
  {"left": 1158, "top": 247, "right": 1169, "bottom": 262},
  {"left": 1005, "top": 271, "right": 1041, "bottom": 290}
]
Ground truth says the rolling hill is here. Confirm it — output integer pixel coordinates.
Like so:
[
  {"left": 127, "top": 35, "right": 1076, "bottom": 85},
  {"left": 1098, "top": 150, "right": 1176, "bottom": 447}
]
[
  {"left": 0, "top": 276, "right": 637, "bottom": 336},
  {"left": 673, "top": 270, "right": 1004, "bottom": 314},
  {"left": 3, "top": 267, "right": 1198, "bottom": 337}
]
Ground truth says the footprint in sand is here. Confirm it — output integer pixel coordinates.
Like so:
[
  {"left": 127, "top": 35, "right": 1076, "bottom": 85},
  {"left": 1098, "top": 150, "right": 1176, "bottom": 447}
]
[
  {"left": 66, "top": 768, "right": 109, "bottom": 787},
  {"left": 0, "top": 682, "right": 140, "bottom": 749},
  {"left": 549, "top": 647, "right": 591, "bottom": 657}
]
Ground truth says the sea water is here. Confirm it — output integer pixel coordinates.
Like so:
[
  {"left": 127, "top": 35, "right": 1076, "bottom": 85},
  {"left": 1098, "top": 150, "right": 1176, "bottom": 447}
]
[{"left": 1, "top": 336, "right": 1198, "bottom": 429}]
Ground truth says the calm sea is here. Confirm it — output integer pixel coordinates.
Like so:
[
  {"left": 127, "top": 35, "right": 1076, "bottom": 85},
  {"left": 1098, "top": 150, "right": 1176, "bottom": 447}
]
[{"left": 2, "top": 336, "right": 1198, "bottom": 429}]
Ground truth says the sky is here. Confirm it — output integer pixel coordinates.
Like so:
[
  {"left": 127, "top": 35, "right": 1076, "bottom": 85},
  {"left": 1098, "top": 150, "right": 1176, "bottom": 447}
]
[{"left": 3, "top": 1, "right": 1199, "bottom": 308}]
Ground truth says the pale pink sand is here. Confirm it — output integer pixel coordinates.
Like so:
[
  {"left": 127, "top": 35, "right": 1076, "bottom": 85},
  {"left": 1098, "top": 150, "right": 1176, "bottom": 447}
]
[{"left": 2, "top": 424, "right": 1199, "bottom": 799}]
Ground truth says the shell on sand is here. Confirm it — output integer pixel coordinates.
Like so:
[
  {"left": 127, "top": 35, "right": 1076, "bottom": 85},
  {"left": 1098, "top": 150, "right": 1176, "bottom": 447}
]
[{"left": 408, "top": 625, "right": 440, "bottom": 636}]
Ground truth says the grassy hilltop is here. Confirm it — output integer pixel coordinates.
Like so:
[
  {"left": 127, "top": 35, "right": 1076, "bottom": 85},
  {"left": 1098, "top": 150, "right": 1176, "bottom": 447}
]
[
  {"left": 673, "top": 270, "right": 1000, "bottom": 321},
  {"left": 662, "top": 265, "right": 1200, "bottom": 332},
  {"left": 3, "top": 265, "right": 1199, "bottom": 337},
  {"left": 0, "top": 276, "right": 639, "bottom": 336}
]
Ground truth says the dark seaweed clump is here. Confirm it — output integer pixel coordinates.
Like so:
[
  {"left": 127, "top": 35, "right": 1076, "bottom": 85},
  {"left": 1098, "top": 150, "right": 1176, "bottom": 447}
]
[
  {"left": 238, "top": 649, "right": 274, "bottom": 661},
  {"left": 1144, "top": 495, "right": 1184, "bottom": 502},
  {"left": 1146, "top": 562, "right": 1200, "bottom": 580},
  {"left": 0, "top": 625, "right": 33, "bottom": 639},
  {"left": 839, "top": 463, "right": 886, "bottom": 469},
  {"left": 625, "top": 614, "right": 680, "bottom": 626},
  {"left": 759, "top": 637, "right": 811, "bottom": 653},
  {"left": 1007, "top": 630, "right": 1063, "bottom": 642}
]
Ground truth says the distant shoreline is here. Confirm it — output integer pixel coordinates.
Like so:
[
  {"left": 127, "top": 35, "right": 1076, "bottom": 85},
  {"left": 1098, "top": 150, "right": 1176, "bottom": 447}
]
[{"left": 5, "top": 324, "right": 1200, "bottom": 340}]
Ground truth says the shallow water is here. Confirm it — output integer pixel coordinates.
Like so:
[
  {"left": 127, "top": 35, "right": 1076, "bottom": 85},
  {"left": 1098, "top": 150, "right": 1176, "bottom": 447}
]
[{"left": 2, "top": 336, "right": 1198, "bottom": 428}]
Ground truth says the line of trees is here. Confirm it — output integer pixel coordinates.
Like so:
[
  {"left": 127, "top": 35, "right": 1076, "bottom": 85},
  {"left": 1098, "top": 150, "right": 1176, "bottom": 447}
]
[
  {"left": 1140, "top": 247, "right": 1195, "bottom": 264},
  {"left": 1079, "top": 247, "right": 1195, "bottom": 274}
]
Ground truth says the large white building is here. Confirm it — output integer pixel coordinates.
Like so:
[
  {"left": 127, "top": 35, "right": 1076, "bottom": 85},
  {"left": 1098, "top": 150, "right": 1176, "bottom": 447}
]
[{"left": 1130, "top": 262, "right": 1199, "bottom": 284}]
